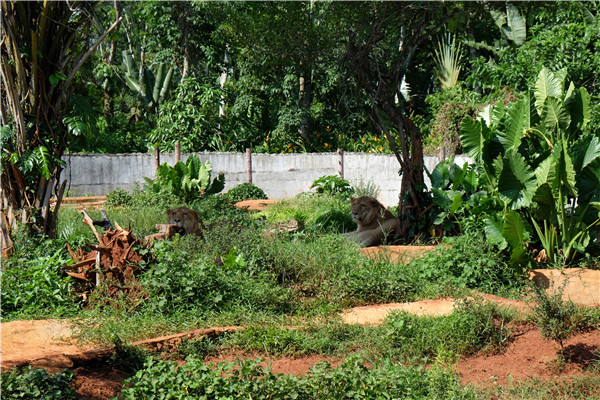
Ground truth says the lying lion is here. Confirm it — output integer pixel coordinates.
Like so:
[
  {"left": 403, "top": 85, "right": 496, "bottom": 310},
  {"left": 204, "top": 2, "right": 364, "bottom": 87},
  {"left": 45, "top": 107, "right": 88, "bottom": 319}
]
[
  {"left": 167, "top": 206, "right": 201, "bottom": 235},
  {"left": 144, "top": 207, "right": 199, "bottom": 243},
  {"left": 345, "top": 196, "right": 399, "bottom": 247}
]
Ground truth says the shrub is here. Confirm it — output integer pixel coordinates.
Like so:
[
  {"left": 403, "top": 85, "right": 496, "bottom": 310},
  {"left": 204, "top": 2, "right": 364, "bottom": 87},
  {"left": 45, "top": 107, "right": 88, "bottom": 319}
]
[
  {"left": 384, "top": 299, "right": 510, "bottom": 358},
  {"left": 530, "top": 281, "right": 579, "bottom": 350},
  {"left": 106, "top": 187, "right": 132, "bottom": 207},
  {"left": 0, "top": 238, "right": 78, "bottom": 319},
  {"left": 1, "top": 367, "right": 76, "bottom": 400},
  {"left": 310, "top": 175, "right": 355, "bottom": 199},
  {"left": 117, "top": 355, "right": 474, "bottom": 400},
  {"left": 140, "top": 241, "right": 292, "bottom": 316},
  {"left": 405, "top": 221, "right": 524, "bottom": 294},
  {"left": 222, "top": 182, "right": 268, "bottom": 203}
]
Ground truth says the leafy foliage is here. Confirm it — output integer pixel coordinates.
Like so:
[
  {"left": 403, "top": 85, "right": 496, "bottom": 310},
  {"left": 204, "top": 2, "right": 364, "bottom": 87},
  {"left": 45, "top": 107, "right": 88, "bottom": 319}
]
[
  {"left": 530, "top": 282, "right": 579, "bottom": 350},
  {"left": 222, "top": 183, "right": 268, "bottom": 203},
  {"left": 143, "top": 155, "right": 225, "bottom": 203},
  {"left": 121, "top": 50, "right": 174, "bottom": 113},
  {"left": 434, "top": 32, "right": 463, "bottom": 90},
  {"left": 309, "top": 175, "right": 355, "bottom": 199},
  {"left": 117, "top": 355, "right": 473, "bottom": 400},
  {"left": 1, "top": 367, "right": 76, "bottom": 400},
  {"left": 459, "top": 68, "right": 600, "bottom": 266},
  {"left": 0, "top": 237, "right": 78, "bottom": 320},
  {"left": 384, "top": 299, "right": 510, "bottom": 358}
]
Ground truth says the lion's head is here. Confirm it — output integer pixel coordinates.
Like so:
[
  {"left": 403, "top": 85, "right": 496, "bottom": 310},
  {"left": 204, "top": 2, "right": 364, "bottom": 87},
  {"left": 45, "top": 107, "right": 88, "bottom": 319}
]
[
  {"left": 166, "top": 207, "right": 200, "bottom": 235},
  {"left": 349, "top": 196, "right": 391, "bottom": 227}
]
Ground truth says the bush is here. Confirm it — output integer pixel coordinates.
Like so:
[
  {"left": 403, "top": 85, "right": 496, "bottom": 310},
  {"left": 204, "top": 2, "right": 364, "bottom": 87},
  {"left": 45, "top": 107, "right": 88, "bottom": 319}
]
[
  {"left": 1, "top": 367, "right": 76, "bottom": 400},
  {"left": 310, "top": 175, "right": 355, "bottom": 199},
  {"left": 140, "top": 241, "right": 292, "bottom": 316},
  {"left": 0, "top": 237, "right": 78, "bottom": 320},
  {"left": 222, "top": 183, "right": 268, "bottom": 203},
  {"left": 405, "top": 219, "right": 524, "bottom": 294},
  {"left": 117, "top": 355, "right": 474, "bottom": 400},
  {"left": 384, "top": 299, "right": 510, "bottom": 358},
  {"left": 106, "top": 188, "right": 132, "bottom": 207},
  {"left": 530, "top": 282, "right": 579, "bottom": 350}
]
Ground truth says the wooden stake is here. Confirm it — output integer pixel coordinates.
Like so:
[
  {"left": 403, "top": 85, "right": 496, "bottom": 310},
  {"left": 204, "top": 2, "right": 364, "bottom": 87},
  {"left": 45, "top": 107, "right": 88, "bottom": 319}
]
[{"left": 246, "top": 148, "right": 252, "bottom": 183}]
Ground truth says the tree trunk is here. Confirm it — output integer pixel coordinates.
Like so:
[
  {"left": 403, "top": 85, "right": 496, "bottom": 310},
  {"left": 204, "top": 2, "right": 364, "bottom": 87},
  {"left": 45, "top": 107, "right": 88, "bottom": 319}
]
[
  {"left": 298, "top": 65, "right": 313, "bottom": 140},
  {"left": 0, "top": 2, "right": 121, "bottom": 254}
]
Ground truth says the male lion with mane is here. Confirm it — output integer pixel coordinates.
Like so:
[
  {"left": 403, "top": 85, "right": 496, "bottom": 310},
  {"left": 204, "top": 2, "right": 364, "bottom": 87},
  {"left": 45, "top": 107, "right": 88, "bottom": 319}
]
[
  {"left": 345, "top": 196, "right": 399, "bottom": 247},
  {"left": 167, "top": 206, "right": 201, "bottom": 235}
]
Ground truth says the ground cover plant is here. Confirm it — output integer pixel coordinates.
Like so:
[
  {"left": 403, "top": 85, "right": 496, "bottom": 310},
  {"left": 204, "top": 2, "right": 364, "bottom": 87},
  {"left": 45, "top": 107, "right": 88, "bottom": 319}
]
[
  {"left": 2, "top": 184, "right": 600, "bottom": 398},
  {"left": 117, "top": 355, "right": 475, "bottom": 400},
  {"left": 0, "top": 367, "right": 76, "bottom": 400}
]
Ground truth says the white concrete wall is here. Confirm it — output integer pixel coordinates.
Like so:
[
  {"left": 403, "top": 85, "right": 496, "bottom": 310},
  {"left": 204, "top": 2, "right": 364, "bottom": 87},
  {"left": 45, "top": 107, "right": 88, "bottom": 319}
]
[{"left": 61, "top": 152, "right": 472, "bottom": 207}]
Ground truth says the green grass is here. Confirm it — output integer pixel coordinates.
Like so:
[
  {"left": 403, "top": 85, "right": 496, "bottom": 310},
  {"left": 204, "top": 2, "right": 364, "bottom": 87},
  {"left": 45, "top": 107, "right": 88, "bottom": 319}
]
[
  {"left": 473, "top": 376, "right": 600, "bottom": 400},
  {"left": 3, "top": 192, "right": 599, "bottom": 398}
]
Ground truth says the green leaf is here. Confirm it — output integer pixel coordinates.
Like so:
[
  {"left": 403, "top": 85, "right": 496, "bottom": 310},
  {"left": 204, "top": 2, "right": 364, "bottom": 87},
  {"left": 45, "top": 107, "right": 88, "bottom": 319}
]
[
  {"left": 485, "top": 217, "right": 508, "bottom": 250},
  {"left": 566, "top": 87, "right": 591, "bottom": 132},
  {"left": 532, "top": 183, "right": 555, "bottom": 220},
  {"left": 554, "top": 141, "right": 578, "bottom": 198},
  {"left": 535, "top": 67, "right": 562, "bottom": 116},
  {"left": 449, "top": 193, "right": 463, "bottom": 217},
  {"left": 580, "top": 135, "right": 600, "bottom": 171},
  {"left": 498, "top": 98, "right": 528, "bottom": 152},
  {"left": 534, "top": 156, "right": 556, "bottom": 187},
  {"left": 542, "top": 97, "right": 570, "bottom": 133},
  {"left": 509, "top": 246, "right": 528, "bottom": 273},
  {"left": 429, "top": 161, "right": 452, "bottom": 189},
  {"left": 459, "top": 116, "right": 485, "bottom": 163},
  {"left": 502, "top": 210, "right": 530, "bottom": 250},
  {"left": 49, "top": 72, "right": 67, "bottom": 86},
  {"left": 503, "top": 4, "right": 526, "bottom": 45},
  {"left": 498, "top": 150, "right": 537, "bottom": 208}
]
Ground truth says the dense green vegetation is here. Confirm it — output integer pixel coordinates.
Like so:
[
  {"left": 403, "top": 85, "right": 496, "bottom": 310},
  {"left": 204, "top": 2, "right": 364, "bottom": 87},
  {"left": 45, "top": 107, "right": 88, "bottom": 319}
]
[{"left": 2, "top": 181, "right": 600, "bottom": 398}]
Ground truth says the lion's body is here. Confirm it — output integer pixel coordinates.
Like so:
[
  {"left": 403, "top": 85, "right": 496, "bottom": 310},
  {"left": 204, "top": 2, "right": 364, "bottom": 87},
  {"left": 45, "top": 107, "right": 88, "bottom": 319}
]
[
  {"left": 345, "top": 196, "right": 398, "bottom": 247},
  {"left": 167, "top": 207, "right": 201, "bottom": 235}
]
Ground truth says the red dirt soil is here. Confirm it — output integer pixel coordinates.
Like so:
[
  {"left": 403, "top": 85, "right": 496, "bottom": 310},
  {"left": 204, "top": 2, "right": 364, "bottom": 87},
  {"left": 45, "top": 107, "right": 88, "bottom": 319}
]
[
  {"left": 65, "top": 326, "right": 600, "bottom": 399},
  {"left": 2, "top": 246, "right": 598, "bottom": 399}
]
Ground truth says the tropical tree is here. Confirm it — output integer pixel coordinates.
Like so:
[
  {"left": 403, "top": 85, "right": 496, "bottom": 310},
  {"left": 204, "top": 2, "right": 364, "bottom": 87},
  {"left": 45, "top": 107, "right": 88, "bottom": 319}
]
[
  {"left": 337, "top": 1, "right": 452, "bottom": 237},
  {"left": 0, "top": 1, "right": 121, "bottom": 253}
]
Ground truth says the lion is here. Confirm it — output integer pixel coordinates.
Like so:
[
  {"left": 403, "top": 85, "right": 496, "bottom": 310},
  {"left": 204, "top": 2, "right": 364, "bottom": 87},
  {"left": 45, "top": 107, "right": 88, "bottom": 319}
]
[
  {"left": 345, "top": 196, "right": 399, "bottom": 247},
  {"left": 167, "top": 206, "right": 201, "bottom": 236}
]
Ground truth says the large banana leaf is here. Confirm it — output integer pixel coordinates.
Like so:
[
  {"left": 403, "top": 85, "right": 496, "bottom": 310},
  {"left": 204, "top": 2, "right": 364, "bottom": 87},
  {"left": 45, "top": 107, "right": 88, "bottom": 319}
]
[
  {"left": 484, "top": 216, "right": 508, "bottom": 250},
  {"left": 535, "top": 67, "right": 562, "bottom": 117},
  {"left": 531, "top": 183, "right": 555, "bottom": 220},
  {"left": 502, "top": 4, "right": 526, "bottom": 46},
  {"left": 498, "top": 150, "right": 537, "bottom": 208},
  {"left": 503, "top": 210, "right": 530, "bottom": 250},
  {"left": 571, "top": 135, "right": 600, "bottom": 173}
]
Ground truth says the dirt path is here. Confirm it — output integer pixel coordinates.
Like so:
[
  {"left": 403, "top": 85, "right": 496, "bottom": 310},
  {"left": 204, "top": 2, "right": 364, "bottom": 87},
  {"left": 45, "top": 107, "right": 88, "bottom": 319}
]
[
  {"left": 2, "top": 297, "right": 599, "bottom": 399},
  {"left": 2, "top": 267, "right": 598, "bottom": 399}
]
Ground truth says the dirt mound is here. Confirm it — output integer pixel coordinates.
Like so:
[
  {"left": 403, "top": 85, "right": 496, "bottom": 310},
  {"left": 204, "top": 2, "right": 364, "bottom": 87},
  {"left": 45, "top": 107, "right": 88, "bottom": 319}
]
[
  {"left": 456, "top": 326, "right": 600, "bottom": 387},
  {"left": 234, "top": 199, "right": 279, "bottom": 210},
  {"left": 359, "top": 245, "right": 438, "bottom": 263}
]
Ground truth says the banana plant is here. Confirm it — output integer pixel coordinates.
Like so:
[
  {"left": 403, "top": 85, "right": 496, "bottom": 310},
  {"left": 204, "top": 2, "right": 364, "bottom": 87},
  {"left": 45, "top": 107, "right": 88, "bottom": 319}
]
[
  {"left": 460, "top": 68, "right": 600, "bottom": 266},
  {"left": 122, "top": 50, "right": 174, "bottom": 112}
]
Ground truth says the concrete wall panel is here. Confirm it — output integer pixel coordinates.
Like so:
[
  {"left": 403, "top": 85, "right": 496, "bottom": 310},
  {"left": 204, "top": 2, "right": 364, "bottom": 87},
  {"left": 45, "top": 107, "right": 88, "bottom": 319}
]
[{"left": 61, "top": 152, "right": 470, "bottom": 207}]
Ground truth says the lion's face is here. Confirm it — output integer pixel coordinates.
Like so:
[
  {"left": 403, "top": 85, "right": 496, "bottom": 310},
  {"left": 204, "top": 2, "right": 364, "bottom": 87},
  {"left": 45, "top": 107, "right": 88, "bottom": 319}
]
[
  {"left": 350, "top": 196, "right": 383, "bottom": 226},
  {"left": 166, "top": 207, "right": 200, "bottom": 235}
]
